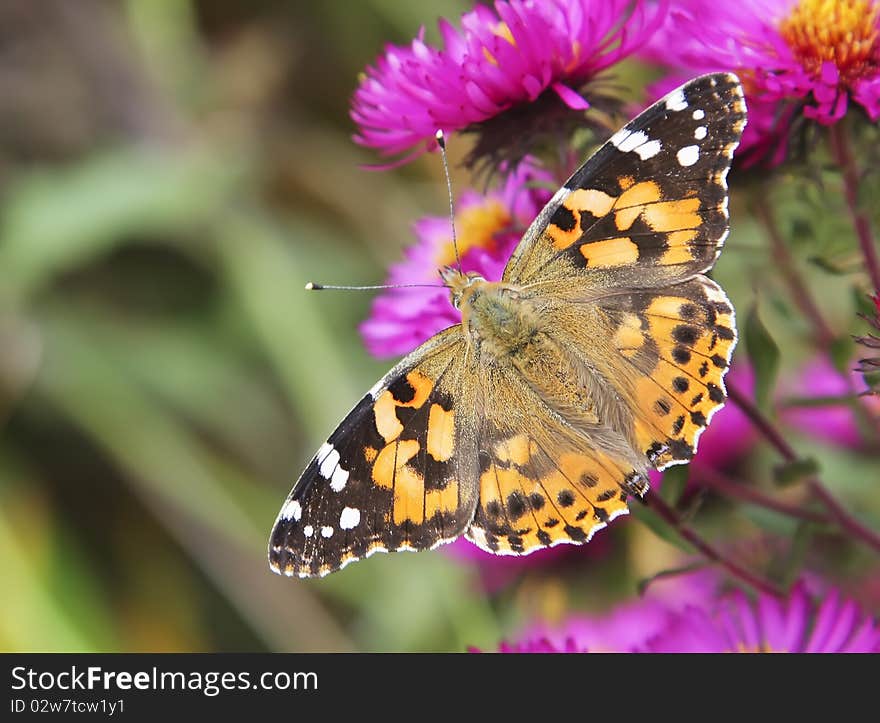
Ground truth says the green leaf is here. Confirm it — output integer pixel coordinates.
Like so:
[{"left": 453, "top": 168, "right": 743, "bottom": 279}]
[
  {"left": 854, "top": 287, "right": 880, "bottom": 318},
  {"left": 659, "top": 464, "right": 689, "bottom": 506},
  {"left": 745, "top": 303, "right": 780, "bottom": 412},
  {"left": 0, "top": 149, "right": 242, "bottom": 299},
  {"left": 772, "top": 457, "right": 820, "bottom": 487},
  {"left": 636, "top": 562, "right": 708, "bottom": 596},
  {"left": 809, "top": 255, "right": 851, "bottom": 275},
  {"left": 629, "top": 503, "right": 692, "bottom": 553},
  {"left": 770, "top": 521, "right": 821, "bottom": 588},
  {"left": 830, "top": 336, "right": 855, "bottom": 373}
]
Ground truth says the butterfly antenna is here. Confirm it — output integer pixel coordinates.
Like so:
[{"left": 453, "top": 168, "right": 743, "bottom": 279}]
[
  {"left": 436, "top": 130, "right": 462, "bottom": 273},
  {"left": 305, "top": 282, "right": 447, "bottom": 291}
]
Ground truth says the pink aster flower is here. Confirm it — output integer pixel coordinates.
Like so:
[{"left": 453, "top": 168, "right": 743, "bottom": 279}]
[
  {"left": 780, "top": 356, "right": 880, "bottom": 449},
  {"left": 360, "top": 157, "right": 553, "bottom": 358},
  {"left": 689, "top": 362, "right": 758, "bottom": 477},
  {"left": 646, "top": 0, "right": 880, "bottom": 166},
  {"left": 478, "top": 569, "right": 718, "bottom": 652},
  {"left": 484, "top": 579, "right": 880, "bottom": 652},
  {"left": 643, "top": 583, "right": 880, "bottom": 652},
  {"left": 351, "top": 0, "right": 667, "bottom": 167}
]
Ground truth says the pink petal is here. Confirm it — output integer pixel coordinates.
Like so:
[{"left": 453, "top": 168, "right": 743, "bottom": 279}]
[
  {"left": 820, "top": 60, "right": 840, "bottom": 86},
  {"left": 552, "top": 81, "right": 591, "bottom": 109}
]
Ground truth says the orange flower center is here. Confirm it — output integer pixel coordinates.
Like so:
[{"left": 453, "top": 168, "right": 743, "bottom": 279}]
[
  {"left": 435, "top": 200, "right": 510, "bottom": 267},
  {"left": 779, "top": 0, "right": 880, "bottom": 85},
  {"left": 482, "top": 22, "right": 516, "bottom": 65}
]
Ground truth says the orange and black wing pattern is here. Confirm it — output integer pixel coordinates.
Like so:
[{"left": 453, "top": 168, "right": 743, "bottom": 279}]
[
  {"left": 466, "top": 430, "right": 639, "bottom": 556},
  {"left": 503, "top": 73, "right": 747, "bottom": 291},
  {"left": 269, "top": 328, "right": 479, "bottom": 578},
  {"left": 598, "top": 275, "right": 738, "bottom": 469}
]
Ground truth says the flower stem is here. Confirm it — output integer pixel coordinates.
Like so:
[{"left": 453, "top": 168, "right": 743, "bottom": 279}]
[
  {"left": 727, "top": 382, "right": 880, "bottom": 553},
  {"left": 643, "top": 491, "right": 785, "bottom": 598},
  {"left": 829, "top": 121, "right": 880, "bottom": 293},
  {"left": 753, "top": 192, "right": 836, "bottom": 347},
  {"left": 697, "top": 468, "right": 830, "bottom": 525},
  {"left": 726, "top": 383, "right": 797, "bottom": 458}
]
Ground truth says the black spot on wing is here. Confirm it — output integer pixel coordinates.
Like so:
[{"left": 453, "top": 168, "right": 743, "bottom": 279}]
[
  {"left": 551, "top": 204, "right": 578, "bottom": 232},
  {"left": 557, "top": 490, "right": 576, "bottom": 507}
]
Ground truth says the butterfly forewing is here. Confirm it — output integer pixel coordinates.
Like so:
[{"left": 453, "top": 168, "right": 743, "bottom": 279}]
[
  {"left": 503, "top": 73, "right": 747, "bottom": 292},
  {"left": 269, "top": 327, "right": 479, "bottom": 577}
]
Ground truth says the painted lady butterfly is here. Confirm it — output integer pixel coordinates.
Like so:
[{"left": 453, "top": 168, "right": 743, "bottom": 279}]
[{"left": 270, "top": 73, "right": 747, "bottom": 577}]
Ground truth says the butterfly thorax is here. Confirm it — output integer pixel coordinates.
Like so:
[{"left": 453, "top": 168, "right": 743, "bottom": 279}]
[{"left": 450, "top": 274, "right": 541, "bottom": 358}]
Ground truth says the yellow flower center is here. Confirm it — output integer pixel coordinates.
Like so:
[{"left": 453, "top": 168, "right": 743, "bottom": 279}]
[
  {"left": 734, "top": 642, "right": 777, "bottom": 653},
  {"left": 779, "top": 0, "right": 880, "bottom": 85},
  {"left": 435, "top": 199, "right": 510, "bottom": 267}
]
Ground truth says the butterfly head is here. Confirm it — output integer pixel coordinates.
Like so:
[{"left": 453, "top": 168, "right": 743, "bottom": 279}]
[{"left": 440, "top": 266, "right": 486, "bottom": 310}]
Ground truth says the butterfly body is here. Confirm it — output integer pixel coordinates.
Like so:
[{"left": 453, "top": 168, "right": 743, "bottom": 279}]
[{"left": 270, "top": 73, "right": 747, "bottom": 578}]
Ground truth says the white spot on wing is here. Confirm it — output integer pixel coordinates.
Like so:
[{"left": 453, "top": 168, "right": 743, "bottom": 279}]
[
  {"left": 635, "top": 139, "right": 661, "bottom": 160},
  {"left": 303, "top": 525, "right": 314, "bottom": 538},
  {"left": 318, "top": 446, "right": 341, "bottom": 479},
  {"left": 316, "top": 442, "right": 333, "bottom": 464},
  {"left": 280, "top": 499, "right": 302, "bottom": 522},
  {"left": 665, "top": 87, "right": 688, "bottom": 112},
  {"left": 330, "top": 465, "right": 349, "bottom": 492},
  {"left": 692, "top": 109, "right": 705, "bottom": 120},
  {"left": 609, "top": 127, "right": 630, "bottom": 148},
  {"left": 321, "top": 526, "right": 334, "bottom": 538},
  {"left": 340, "top": 507, "right": 361, "bottom": 530},
  {"left": 694, "top": 126, "right": 707, "bottom": 140},
  {"left": 617, "top": 130, "right": 649, "bottom": 152},
  {"left": 677, "top": 145, "right": 700, "bottom": 167}
]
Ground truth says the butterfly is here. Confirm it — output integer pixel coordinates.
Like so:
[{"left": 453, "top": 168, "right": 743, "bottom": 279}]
[{"left": 269, "top": 73, "right": 747, "bottom": 578}]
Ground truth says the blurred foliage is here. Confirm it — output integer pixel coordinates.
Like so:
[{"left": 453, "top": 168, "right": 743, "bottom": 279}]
[{"left": 0, "top": 0, "right": 878, "bottom": 652}]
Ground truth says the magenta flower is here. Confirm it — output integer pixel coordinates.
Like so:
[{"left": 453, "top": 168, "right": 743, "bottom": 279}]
[
  {"left": 690, "top": 362, "right": 758, "bottom": 476},
  {"left": 646, "top": 0, "right": 880, "bottom": 166},
  {"left": 360, "top": 157, "right": 552, "bottom": 358},
  {"left": 643, "top": 583, "right": 880, "bottom": 652},
  {"left": 485, "top": 579, "right": 880, "bottom": 652},
  {"left": 351, "top": 0, "right": 667, "bottom": 166},
  {"left": 481, "top": 569, "right": 718, "bottom": 652},
  {"left": 493, "top": 637, "right": 588, "bottom": 653},
  {"left": 781, "top": 356, "right": 880, "bottom": 449}
]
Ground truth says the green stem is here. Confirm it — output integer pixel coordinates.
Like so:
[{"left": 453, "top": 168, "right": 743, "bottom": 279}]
[
  {"left": 643, "top": 491, "right": 785, "bottom": 598},
  {"left": 697, "top": 468, "right": 830, "bottom": 525},
  {"left": 753, "top": 191, "right": 836, "bottom": 347},
  {"left": 727, "top": 382, "right": 880, "bottom": 554},
  {"left": 829, "top": 121, "right": 880, "bottom": 293}
]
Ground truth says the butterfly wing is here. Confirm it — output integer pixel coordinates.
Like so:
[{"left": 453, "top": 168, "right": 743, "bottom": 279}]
[
  {"left": 503, "top": 73, "right": 746, "bottom": 291},
  {"left": 464, "top": 362, "right": 644, "bottom": 555},
  {"left": 461, "top": 74, "right": 746, "bottom": 556},
  {"left": 269, "top": 327, "right": 480, "bottom": 578},
  {"left": 585, "top": 275, "right": 737, "bottom": 470}
]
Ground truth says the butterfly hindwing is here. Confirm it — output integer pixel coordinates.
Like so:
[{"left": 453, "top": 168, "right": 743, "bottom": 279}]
[
  {"left": 462, "top": 360, "right": 645, "bottom": 556},
  {"left": 466, "top": 429, "right": 638, "bottom": 556},
  {"left": 596, "top": 275, "right": 737, "bottom": 469},
  {"left": 269, "top": 327, "right": 480, "bottom": 578},
  {"left": 503, "top": 73, "right": 746, "bottom": 291}
]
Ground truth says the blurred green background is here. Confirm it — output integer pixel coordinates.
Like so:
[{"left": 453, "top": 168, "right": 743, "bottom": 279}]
[{"left": 1, "top": 0, "right": 878, "bottom": 652}]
